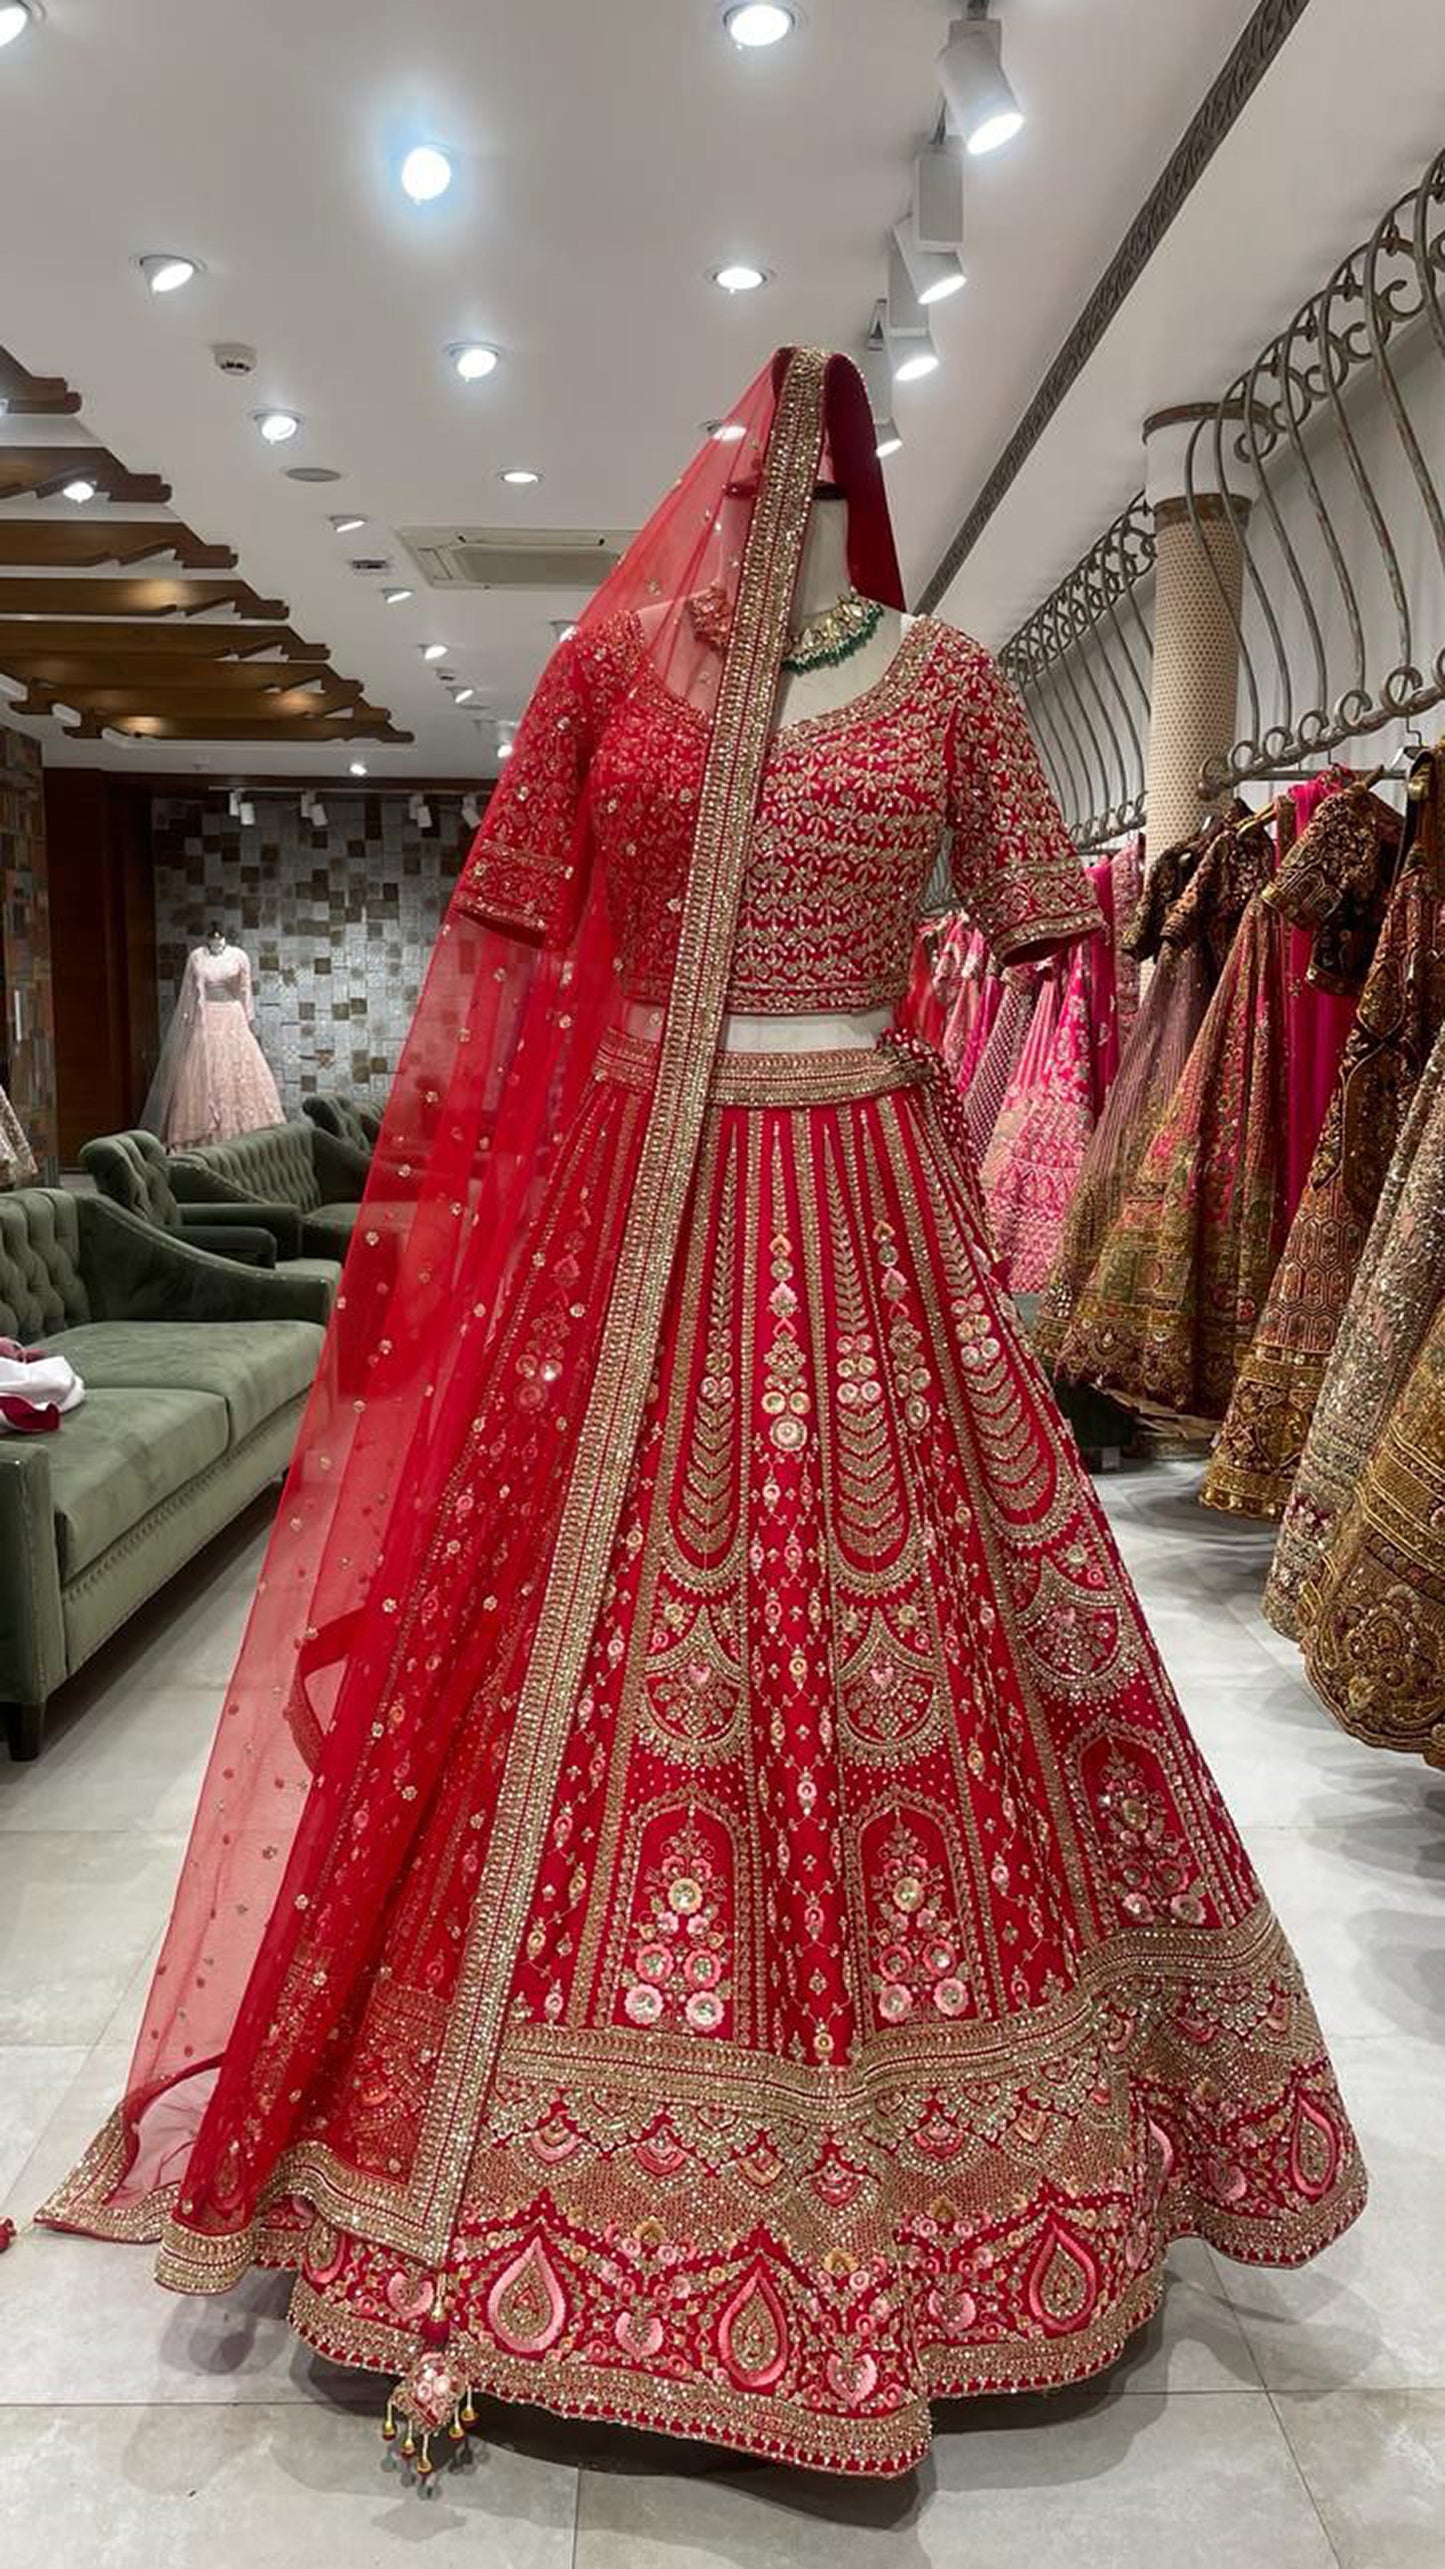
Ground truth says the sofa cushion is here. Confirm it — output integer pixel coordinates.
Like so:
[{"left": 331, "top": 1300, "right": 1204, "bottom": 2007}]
[
  {"left": 50, "top": 1319, "right": 324, "bottom": 1445},
  {"left": 43, "top": 1385, "right": 230, "bottom": 1578},
  {"left": 79, "top": 1132, "right": 182, "bottom": 1234},
  {"left": 302, "top": 1202, "right": 362, "bottom": 1260},
  {"left": 303, "top": 1093, "right": 381, "bottom": 1152},
  {"left": 175, "top": 1122, "right": 321, "bottom": 1212},
  {"left": 0, "top": 1190, "right": 90, "bottom": 1342}
]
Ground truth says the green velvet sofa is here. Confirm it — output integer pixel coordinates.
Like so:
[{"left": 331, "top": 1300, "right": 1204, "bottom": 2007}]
[
  {"left": 0, "top": 1186, "right": 330, "bottom": 1761},
  {"left": 166, "top": 1119, "right": 367, "bottom": 1262},
  {"left": 81, "top": 1128, "right": 339, "bottom": 1292},
  {"left": 301, "top": 1092, "right": 382, "bottom": 1155}
]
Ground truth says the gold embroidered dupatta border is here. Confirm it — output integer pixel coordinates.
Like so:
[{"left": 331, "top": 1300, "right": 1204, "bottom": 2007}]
[{"left": 386, "top": 347, "right": 830, "bottom": 2260}]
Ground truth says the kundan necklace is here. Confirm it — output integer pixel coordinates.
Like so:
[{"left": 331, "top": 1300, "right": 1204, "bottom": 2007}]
[{"left": 781, "top": 587, "right": 883, "bottom": 676}]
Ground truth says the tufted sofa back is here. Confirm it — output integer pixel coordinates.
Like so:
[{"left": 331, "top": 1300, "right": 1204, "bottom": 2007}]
[
  {"left": 302, "top": 1093, "right": 381, "bottom": 1153},
  {"left": 80, "top": 1131, "right": 183, "bottom": 1233},
  {"left": 172, "top": 1120, "right": 321, "bottom": 1210},
  {"left": 0, "top": 1190, "right": 91, "bottom": 1342}
]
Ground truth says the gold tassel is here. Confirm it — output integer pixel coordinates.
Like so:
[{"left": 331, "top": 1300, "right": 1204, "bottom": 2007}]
[
  {"left": 415, "top": 2431, "right": 435, "bottom": 2479},
  {"left": 401, "top": 2424, "right": 416, "bottom": 2462},
  {"left": 380, "top": 2394, "right": 398, "bottom": 2444},
  {"left": 448, "top": 2401, "right": 466, "bottom": 2443},
  {"left": 461, "top": 2388, "right": 476, "bottom": 2427}
]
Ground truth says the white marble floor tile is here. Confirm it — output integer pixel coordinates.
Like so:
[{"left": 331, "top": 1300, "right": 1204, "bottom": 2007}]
[
  {"left": 1273, "top": 2391, "right": 1445, "bottom": 2569},
  {"left": 0, "top": 2404, "right": 579, "bottom": 2569},
  {"left": 0, "top": 2045, "right": 88, "bottom": 2201},
  {"left": 1240, "top": 1827, "right": 1445, "bottom": 2040},
  {"left": 0, "top": 1833, "right": 184, "bottom": 2046},
  {"left": 574, "top": 2392, "right": 1336, "bottom": 2569},
  {"left": 1215, "top": 2037, "right": 1445, "bottom": 2392},
  {"left": 0, "top": 1683, "right": 220, "bottom": 1835}
]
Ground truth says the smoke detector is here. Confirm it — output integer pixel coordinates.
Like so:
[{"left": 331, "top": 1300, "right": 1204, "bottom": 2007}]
[{"left": 212, "top": 342, "right": 258, "bottom": 378}]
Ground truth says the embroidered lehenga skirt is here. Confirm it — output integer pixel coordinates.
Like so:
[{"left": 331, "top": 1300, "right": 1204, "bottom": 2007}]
[{"left": 51, "top": 1034, "right": 1362, "bottom": 2471}]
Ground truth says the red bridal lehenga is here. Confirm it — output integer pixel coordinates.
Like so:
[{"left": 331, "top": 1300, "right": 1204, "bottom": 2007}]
[{"left": 41, "top": 351, "right": 1364, "bottom": 2478}]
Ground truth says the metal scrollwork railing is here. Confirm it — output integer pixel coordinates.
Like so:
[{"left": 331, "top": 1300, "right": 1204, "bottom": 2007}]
[
  {"left": 996, "top": 494, "right": 1155, "bottom": 851},
  {"left": 1194, "top": 145, "right": 1445, "bottom": 792}
]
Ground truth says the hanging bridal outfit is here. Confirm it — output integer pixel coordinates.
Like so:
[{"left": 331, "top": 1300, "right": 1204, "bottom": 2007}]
[
  {"left": 43, "top": 352, "right": 1363, "bottom": 2478},
  {"left": 143, "top": 938, "right": 284, "bottom": 1149},
  {"left": 0, "top": 1080, "right": 36, "bottom": 1186}
]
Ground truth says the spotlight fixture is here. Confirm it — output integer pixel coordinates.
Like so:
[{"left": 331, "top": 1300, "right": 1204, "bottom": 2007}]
[
  {"left": 137, "top": 254, "right": 200, "bottom": 296},
  {"left": 893, "top": 343, "right": 938, "bottom": 385},
  {"left": 331, "top": 514, "right": 366, "bottom": 535},
  {"left": 711, "top": 262, "right": 768, "bottom": 294},
  {"left": 912, "top": 143, "right": 965, "bottom": 251},
  {"left": 497, "top": 723, "right": 518, "bottom": 763},
  {"left": 885, "top": 243, "right": 939, "bottom": 383},
  {"left": 857, "top": 313, "right": 892, "bottom": 422},
  {"left": 453, "top": 686, "right": 477, "bottom": 706},
  {"left": 299, "top": 790, "right": 328, "bottom": 830},
  {"left": 461, "top": 792, "right": 483, "bottom": 830},
  {"left": 875, "top": 420, "right": 903, "bottom": 459},
  {"left": 62, "top": 477, "right": 97, "bottom": 505},
  {"left": 0, "top": 3, "right": 39, "bottom": 49},
  {"left": 448, "top": 341, "right": 499, "bottom": 382},
  {"left": 550, "top": 619, "right": 579, "bottom": 643},
  {"left": 349, "top": 760, "right": 369, "bottom": 778},
  {"left": 227, "top": 789, "right": 256, "bottom": 827},
  {"left": 706, "top": 419, "right": 747, "bottom": 443},
  {"left": 499, "top": 466, "right": 540, "bottom": 487},
  {"left": 400, "top": 144, "right": 452, "bottom": 203},
  {"left": 892, "top": 219, "right": 966, "bottom": 307},
  {"left": 254, "top": 409, "right": 300, "bottom": 444},
  {"left": 408, "top": 793, "right": 435, "bottom": 832},
  {"left": 422, "top": 642, "right": 448, "bottom": 662},
  {"left": 384, "top": 587, "right": 414, "bottom": 605},
  {"left": 723, "top": 4, "right": 795, "bottom": 45},
  {"left": 937, "top": 9, "right": 1024, "bottom": 157}
]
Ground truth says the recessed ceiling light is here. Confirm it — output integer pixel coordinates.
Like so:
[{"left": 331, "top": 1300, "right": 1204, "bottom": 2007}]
[
  {"left": 384, "top": 587, "right": 413, "bottom": 605},
  {"left": 422, "top": 642, "right": 448, "bottom": 662},
  {"left": 401, "top": 144, "right": 452, "bottom": 203},
  {"left": 724, "top": 4, "right": 795, "bottom": 44},
  {"left": 893, "top": 348, "right": 939, "bottom": 385},
  {"left": 0, "top": 3, "right": 39, "bottom": 49},
  {"left": 706, "top": 419, "right": 747, "bottom": 443},
  {"left": 497, "top": 738, "right": 515, "bottom": 762},
  {"left": 711, "top": 263, "right": 768, "bottom": 294},
  {"left": 349, "top": 760, "right": 368, "bottom": 777},
  {"left": 449, "top": 341, "right": 499, "bottom": 382},
  {"left": 453, "top": 686, "right": 477, "bottom": 705},
  {"left": 138, "top": 254, "right": 199, "bottom": 296},
  {"left": 254, "top": 409, "right": 300, "bottom": 444},
  {"left": 499, "top": 467, "right": 540, "bottom": 487},
  {"left": 62, "top": 477, "right": 97, "bottom": 505},
  {"left": 332, "top": 514, "right": 366, "bottom": 535},
  {"left": 875, "top": 422, "right": 903, "bottom": 459}
]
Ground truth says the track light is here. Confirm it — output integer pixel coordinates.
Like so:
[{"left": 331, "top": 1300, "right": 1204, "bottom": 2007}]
[
  {"left": 892, "top": 219, "right": 965, "bottom": 308},
  {"left": 937, "top": 11, "right": 1024, "bottom": 158},
  {"left": 912, "top": 143, "right": 965, "bottom": 251},
  {"left": 452, "top": 685, "right": 477, "bottom": 705},
  {"left": 875, "top": 420, "right": 903, "bottom": 460},
  {"left": 227, "top": 789, "right": 256, "bottom": 827},
  {"left": 885, "top": 242, "right": 939, "bottom": 383},
  {"left": 408, "top": 793, "right": 435, "bottom": 832},
  {"left": 300, "top": 790, "right": 327, "bottom": 830},
  {"left": 422, "top": 642, "right": 448, "bottom": 662},
  {"left": 461, "top": 793, "right": 483, "bottom": 830},
  {"left": 497, "top": 722, "right": 518, "bottom": 763},
  {"left": 0, "top": 4, "right": 39, "bottom": 49}
]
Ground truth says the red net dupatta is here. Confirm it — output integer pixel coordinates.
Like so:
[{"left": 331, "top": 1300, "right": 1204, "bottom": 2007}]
[{"left": 46, "top": 350, "right": 901, "bottom": 2268}]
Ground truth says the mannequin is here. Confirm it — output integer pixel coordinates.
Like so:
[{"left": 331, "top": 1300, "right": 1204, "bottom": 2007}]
[
  {"left": 141, "top": 926, "right": 283, "bottom": 1146},
  {"left": 205, "top": 922, "right": 228, "bottom": 957}
]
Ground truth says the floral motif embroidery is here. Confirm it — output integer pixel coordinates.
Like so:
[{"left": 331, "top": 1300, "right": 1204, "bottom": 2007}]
[{"left": 619, "top": 1819, "right": 733, "bottom": 2036}]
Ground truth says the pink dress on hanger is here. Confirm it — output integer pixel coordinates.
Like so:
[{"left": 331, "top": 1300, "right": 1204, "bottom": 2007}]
[{"left": 144, "top": 942, "right": 284, "bottom": 1149}]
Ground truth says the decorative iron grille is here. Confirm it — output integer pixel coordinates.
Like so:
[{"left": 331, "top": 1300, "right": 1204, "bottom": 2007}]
[
  {"left": 1193, "top": 145, "right": 1445, "bottom": 791},
  {"left": 996, "top": 495, "right": 1155, "bottom": 851}
]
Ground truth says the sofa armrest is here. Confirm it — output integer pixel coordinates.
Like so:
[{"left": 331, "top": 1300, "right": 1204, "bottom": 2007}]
[
  {"left": 310, "top": 1126, "right": 370, "bottom": 1201},
  {"left": 166, "top": 1172, "right": 304, "bottom": 1256},
  {"left": 77, "top": 1197, "right": 333, "bottom": 1324},
  {"left": 0, "top": 1440, "right": 65, "bottom": 1710},
  {"left": 179, "top": 1222, "right": 278, "bottom": 1269}
]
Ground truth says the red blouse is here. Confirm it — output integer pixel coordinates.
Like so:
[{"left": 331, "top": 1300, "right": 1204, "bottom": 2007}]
[{"left": 457, "top": 611, "right": 1095, "bottom": 1013}]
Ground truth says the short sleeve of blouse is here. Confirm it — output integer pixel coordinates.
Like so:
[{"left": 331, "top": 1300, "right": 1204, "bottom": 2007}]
[{"left": 943, "top": 632, "right": 1100, "bottom": 963}]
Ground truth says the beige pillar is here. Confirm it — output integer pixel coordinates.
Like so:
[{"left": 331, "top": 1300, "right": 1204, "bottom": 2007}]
[{"left": 1142, "top": 406, "right": 1248, "bottom": 862}]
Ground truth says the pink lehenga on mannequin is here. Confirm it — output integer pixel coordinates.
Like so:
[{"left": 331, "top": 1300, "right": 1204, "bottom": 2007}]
[
  {"left": 42, "top": 352, "right": 1362, "bottom": 2480},
  {"left": 143, "top": 938, "right": 283, "bottom": 1148}
]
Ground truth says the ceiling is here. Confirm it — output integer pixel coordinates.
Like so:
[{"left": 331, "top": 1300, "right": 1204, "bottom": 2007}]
[{"left": 0, "top": 0, "right": 1436, "bottom": 780}]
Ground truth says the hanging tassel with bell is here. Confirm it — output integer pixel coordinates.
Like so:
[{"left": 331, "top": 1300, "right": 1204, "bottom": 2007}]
[
  {"left": 380, "top": 2394, "right": 398, "bottom": 2445},
  {"left": 415, "top": 2431, "right": 435, "bottom": 2480}
]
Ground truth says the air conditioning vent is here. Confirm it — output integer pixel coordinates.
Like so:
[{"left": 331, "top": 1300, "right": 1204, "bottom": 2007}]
[
  {"left": 348, "top": 556, "right": 393, "bottom": 575},
  {"left": 398, "top": 525, "right": 633, "bottom": 592}
]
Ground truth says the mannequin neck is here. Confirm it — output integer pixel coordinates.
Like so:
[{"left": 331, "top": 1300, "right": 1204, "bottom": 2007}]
[{"left": 790, "top": 494, "right": 855, "bottom": 626}]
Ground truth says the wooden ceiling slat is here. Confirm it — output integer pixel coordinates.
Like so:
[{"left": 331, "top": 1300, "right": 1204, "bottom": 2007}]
[
  {"left": 0, "top": 348, "right": 81, "bottom": 416},
  {"left": 0, "top": 448, "right": 172, "bottom": 505},
  {"left": 75, "top": 715, "right": 414, "bottom": 744},
  {"left": 0, "top": 578, "right": 290, "bottom": 618},
  {"left": 0, "top": 621, "right": 326, "bottom": 663},
  {"left": 25, "top": 674, "right": 369, "bottom": 715},
  {"left": 0, "top": 525, "right": 238, "bottom": 570},
  {"left": 5, "top": 650, "right": 336, "bottom": 689}
]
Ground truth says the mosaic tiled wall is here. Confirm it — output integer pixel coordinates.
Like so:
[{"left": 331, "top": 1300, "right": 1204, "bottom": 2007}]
[
  {"left": 0, "top": 723, "right": 56, "bottom": 1182},
  {"left": 152, "top": 791, "right": 487, "bottom": 1112}
]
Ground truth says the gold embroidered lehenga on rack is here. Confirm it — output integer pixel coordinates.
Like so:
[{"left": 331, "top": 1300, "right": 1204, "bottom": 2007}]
[{"left": 40, "top": 351, "right": 1363, "bottom": 2479}]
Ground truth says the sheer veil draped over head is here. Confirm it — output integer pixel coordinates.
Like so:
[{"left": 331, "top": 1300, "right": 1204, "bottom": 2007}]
[{"left": 66, "top": 349, "right": 905, "bottom": 2262}]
